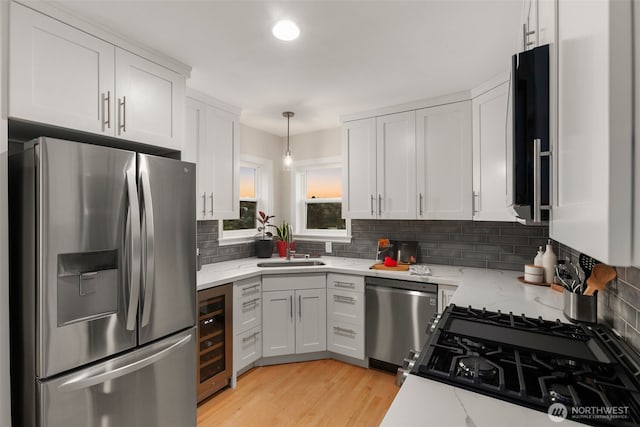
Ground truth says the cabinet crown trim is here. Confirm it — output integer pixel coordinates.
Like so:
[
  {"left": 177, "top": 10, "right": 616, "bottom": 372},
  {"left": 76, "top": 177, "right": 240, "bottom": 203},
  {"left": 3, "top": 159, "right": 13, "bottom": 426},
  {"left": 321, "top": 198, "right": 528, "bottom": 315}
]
[
  {"left": 14, "top": 0, "right": 191, "bottom": 77},
  {"left": 340, "top": 90, "right": 471, "bottom": 123}
]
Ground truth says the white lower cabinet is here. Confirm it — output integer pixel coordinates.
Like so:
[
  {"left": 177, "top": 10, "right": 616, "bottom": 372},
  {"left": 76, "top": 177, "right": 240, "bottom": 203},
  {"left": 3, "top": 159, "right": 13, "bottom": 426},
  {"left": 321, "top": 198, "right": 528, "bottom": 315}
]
[
  {"left": 327, "top": 274, "right": 365, "bottom": 360},
  {"left": 234, "top": 326, "right": 262, "bottom": 370},
  {"left": 233, "top": 277, "right": 262, "bottom": 374},
  {"left": 327, "top": 319, "right": 363, "bottom": 360},
  {"left": 262, "top": 274, "right": 326, "bottom": 358}
]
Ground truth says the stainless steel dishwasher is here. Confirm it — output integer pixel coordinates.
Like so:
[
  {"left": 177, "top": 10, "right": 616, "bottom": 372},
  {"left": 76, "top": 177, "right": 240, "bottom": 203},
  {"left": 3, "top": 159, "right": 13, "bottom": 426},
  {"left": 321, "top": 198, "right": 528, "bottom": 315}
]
[{"left": 366, "top": 277, "right": 438, "bottom": 368}]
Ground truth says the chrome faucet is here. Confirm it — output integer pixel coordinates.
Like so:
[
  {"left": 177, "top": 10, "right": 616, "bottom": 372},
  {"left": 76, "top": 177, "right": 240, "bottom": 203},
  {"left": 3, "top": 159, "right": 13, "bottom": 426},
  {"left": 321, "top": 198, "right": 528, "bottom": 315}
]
[{"left": 286, "top": 223, "right": 293, "bottom": 260}]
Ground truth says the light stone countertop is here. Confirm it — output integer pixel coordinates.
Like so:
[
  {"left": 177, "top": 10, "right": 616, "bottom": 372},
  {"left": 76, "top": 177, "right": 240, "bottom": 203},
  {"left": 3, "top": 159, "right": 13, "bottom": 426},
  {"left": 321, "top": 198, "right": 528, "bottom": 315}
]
[
  {"left": 197, "top": 256, "right": 565, "bottom": 320},
  {"left": 197, "top": 256, "right": 579, "bottom": 427}
]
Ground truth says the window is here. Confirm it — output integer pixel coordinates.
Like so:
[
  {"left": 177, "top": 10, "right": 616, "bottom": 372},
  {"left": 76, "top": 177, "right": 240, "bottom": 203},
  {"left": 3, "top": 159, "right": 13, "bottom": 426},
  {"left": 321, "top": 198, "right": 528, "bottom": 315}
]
[
  {"left": 219, "top": 156, "right": 272, "bottom": 243},
  {"left": 293, "top": 158, "right": 350, "bottom": 241}
]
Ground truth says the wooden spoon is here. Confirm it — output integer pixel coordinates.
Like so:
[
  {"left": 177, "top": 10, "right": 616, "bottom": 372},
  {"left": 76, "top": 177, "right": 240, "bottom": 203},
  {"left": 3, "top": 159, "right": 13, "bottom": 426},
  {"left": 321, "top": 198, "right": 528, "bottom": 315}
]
[{"left": 583, "top": 264, "right": 617, "bottom": 296}]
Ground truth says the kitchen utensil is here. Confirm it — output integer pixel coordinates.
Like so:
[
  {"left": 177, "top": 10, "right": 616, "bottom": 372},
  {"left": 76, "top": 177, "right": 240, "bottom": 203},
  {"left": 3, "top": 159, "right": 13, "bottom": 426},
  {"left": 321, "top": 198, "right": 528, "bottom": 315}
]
[
  {"left": 579, "top": 253, "right": 598, "bottom": 279},
  {"left": 554, "top": 263, "right": 583, "bottom": 293},
  {"left": 563, "top": 289, "right": 598, "bottom": 323},
  {"left": 583, "top": 264, "right": 616, "bottom": 296}
]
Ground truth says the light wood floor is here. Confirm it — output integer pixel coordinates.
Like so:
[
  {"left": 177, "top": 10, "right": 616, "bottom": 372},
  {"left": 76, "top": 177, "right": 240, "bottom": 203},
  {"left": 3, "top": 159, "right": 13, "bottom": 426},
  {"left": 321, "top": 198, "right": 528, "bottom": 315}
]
[{"left": 197, "top": 359, "right": 399, "bottom": 427}]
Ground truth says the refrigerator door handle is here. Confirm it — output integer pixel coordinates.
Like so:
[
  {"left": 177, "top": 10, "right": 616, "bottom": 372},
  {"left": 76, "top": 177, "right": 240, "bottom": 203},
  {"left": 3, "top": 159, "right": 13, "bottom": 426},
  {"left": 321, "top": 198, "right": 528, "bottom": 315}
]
[
  {"left": 140, "top": 167, "right": 156, "bottom": 327},
  {"left": 125, "top": 168, "right": 141, "bottom": 331},
  {"left": 57, "top": 333, "right": 192, "bottom": 392}
]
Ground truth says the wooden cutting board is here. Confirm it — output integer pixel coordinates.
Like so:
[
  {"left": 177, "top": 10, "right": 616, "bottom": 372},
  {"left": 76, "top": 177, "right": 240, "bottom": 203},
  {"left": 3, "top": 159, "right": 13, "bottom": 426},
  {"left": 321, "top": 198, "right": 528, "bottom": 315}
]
[{"left": 370, "top": 263, "right": 410, "bottom": 271}]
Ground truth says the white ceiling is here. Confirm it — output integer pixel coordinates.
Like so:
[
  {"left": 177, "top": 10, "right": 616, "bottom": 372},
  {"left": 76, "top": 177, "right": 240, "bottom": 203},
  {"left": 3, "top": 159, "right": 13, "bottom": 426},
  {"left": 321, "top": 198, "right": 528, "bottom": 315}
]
[{"left": 50, "top": 0, "right": 523, "bottom": 137}]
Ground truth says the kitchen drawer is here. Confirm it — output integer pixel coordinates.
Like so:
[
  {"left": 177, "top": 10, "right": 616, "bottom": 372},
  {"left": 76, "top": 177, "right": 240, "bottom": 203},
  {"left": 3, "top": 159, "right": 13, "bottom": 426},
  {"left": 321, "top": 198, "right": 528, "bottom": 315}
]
[
  {"left": 327, "top": 289, "right": 364, "bottom": 326},
  {"left": 327, "top": 319, "right": 364, "bottom": 360},
  {"left": 327, "top": 273, "right": 364, "bottom": 293},
  {"left": 235, "top": 277, "right": 261, "bottom": 299},
  {"left": 234, "top": 325, "right": 262, "bottom": 372},
  {"left": 234, "top": 278, "right": 262, "bottom": 335},
  {"left": 262, "top": 273, "right": 325, "bottom": 292}
]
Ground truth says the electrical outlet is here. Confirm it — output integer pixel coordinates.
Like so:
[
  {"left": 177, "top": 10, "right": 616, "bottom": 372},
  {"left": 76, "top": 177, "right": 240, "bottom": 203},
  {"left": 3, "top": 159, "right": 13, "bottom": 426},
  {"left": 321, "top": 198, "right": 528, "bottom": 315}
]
[{"left": 325, "top": 241, "right": 332, "bottom": 253}]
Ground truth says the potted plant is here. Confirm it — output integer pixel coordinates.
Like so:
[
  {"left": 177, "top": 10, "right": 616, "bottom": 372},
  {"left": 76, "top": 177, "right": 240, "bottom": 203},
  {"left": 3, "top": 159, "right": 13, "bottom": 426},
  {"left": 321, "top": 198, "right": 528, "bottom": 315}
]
[
  {"left": 255, "top": 211, "right": 275, "bottom": 258},
  {"left": 273, "top": 221, "right": 295, "bottom": 258}
]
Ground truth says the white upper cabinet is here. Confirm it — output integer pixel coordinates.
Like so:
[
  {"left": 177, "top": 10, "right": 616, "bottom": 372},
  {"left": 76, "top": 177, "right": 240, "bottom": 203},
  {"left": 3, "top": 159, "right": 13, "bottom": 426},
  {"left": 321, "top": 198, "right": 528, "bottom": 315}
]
[
  {"left": 416, "top": 102, "right": 472, "bottom": 220},
  {"left": 341, "top": 118, "right": 377, "bottom": 219},
  {"left": 471, "top": 81, "right": 516, "bottom": 222},
  {"left": 8, "top": 2, "right": 187, "bottom": 151},
  {"left": 185, "top": 92, "right": 240, "bottom": 221},
  {"left": 552, "top": 0, "right": 633, "bottom": 265},
  {"left": 206, "top": 106, "right": 239, "bottom": 220},
  {"left": 9, "top": 3, "right": 115, "bottom": 136},
  {"left": 115, "top": 49, "right": 184, "bottom": 150},
  {"left": 342, "top": 112, "right": 417, "bottom": 220},
  {"left": 376, "top": 111, "right": 417, "bottom": 219},
  {"left": 520, "top": 0, "right": 555, "bottom": 50}
]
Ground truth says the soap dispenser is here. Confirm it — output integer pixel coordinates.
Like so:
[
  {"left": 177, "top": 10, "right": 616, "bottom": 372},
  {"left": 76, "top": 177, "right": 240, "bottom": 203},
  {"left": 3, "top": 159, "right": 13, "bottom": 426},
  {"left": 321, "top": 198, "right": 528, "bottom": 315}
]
[
  {"left": 541, "top": 240, "right": 557, "bottom": 284},
  {"left": 534, "top": 246, "right": 544, "bottom": 266}
]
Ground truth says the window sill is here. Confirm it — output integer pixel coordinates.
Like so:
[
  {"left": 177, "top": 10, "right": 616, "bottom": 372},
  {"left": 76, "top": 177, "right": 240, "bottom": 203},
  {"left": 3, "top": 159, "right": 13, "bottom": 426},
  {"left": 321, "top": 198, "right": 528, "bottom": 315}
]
[
  {"left": 217, "top": 236, "right": 257, "bottom": 246},
  {"left": 293, "top": 234, "right": 352, "bottom": 244}
]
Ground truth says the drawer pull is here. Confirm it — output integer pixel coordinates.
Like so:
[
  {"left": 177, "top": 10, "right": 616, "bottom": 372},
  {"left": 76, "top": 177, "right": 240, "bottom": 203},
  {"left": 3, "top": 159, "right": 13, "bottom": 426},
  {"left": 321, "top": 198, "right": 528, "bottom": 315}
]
[
  {"left": 334, "top": 281, "right": 355, "bottom": 289},
  {"left": 241, "top": 283, "right": 260, "bottom": 293},
  {"left": 333, "top": 295, "right": 356, "bottom": 304},
  {"left": 333, "top": 326, "right": 356, "bottom": 335},
  {"left": 241, "top": 331, "right": 261, "bottom": 342},
  {"left": 242, "top": 298, "right": 260, "bottom": 307}
]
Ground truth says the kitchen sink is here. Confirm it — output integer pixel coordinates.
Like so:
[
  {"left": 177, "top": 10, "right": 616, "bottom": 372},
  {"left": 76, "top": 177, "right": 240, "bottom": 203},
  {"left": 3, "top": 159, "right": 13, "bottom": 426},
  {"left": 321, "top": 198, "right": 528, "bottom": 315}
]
[{"left": 257, "top": 260, "right": 325, "bottom": 267}]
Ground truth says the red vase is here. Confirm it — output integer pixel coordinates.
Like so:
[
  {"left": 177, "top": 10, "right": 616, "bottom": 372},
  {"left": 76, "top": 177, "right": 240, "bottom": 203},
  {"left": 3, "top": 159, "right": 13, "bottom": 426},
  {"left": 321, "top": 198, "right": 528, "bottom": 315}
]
[{"left": 276, "top": 240, "right": 295, "bottom": 257}]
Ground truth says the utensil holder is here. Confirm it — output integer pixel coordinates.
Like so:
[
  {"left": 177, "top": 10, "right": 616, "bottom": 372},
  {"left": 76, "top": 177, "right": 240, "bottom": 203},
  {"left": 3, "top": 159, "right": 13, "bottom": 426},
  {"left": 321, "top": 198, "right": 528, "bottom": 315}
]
[{"left": 563, "top": 290, "right": 597, "bottom": 323}]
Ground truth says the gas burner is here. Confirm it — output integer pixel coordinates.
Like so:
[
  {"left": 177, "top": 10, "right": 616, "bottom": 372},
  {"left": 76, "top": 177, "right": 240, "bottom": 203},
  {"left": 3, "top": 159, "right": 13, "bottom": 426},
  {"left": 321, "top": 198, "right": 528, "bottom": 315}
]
[
  {"left": 414, "top": 305, "right": 640, "bottom": 426},
  {"left": 549, "top": 383, "right": 574, "bottom": 406},
  {"left": 457, "top": 356, "right": 498, "bottom": 380}
]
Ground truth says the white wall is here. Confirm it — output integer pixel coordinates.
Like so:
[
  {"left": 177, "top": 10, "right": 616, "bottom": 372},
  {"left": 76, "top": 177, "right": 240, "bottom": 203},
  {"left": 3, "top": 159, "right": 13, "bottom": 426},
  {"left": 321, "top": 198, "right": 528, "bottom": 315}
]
[
  {"left": 288, "top": 127, "right": 341, "bottom": 161},
  {"left": 0, "top": 1, "right": 11, "bottom": 425}
]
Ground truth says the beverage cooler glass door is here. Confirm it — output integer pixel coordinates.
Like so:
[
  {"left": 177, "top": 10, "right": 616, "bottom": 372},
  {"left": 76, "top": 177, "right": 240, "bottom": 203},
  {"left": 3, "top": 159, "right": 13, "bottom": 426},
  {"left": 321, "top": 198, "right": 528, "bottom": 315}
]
[
  {"left": 37, "top": 139, "right": 138, "bottom": 378},
  {"left": 38, "top": 328, "right": 196, "bottom": 427},
  {"left": 137, "top": 154, "right": 196, "bottom": 345}
]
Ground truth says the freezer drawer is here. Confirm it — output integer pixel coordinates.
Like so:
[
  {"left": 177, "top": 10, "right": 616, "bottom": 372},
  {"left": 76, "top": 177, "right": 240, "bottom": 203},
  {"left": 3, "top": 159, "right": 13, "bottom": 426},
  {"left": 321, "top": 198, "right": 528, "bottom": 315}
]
[{"left": 38, "top": 328, "right": 196, "bottom": 427}]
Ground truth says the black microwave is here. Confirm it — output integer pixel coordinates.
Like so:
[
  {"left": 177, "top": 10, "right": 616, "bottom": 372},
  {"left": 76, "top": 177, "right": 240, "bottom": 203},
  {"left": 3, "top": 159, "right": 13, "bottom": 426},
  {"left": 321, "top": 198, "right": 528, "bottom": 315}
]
[{"left": 511, "top": 44, "right": 550, "bottom": 224}]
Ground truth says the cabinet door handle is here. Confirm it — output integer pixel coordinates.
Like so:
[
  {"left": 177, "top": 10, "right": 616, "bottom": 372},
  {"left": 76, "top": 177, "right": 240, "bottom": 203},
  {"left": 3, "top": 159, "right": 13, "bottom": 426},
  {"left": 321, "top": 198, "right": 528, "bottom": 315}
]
[
  {"left": 290, "top": 295, "right": 293, "bottom": 320},
  {"left": 298, "top": 295, "right": 302, "bottom": 320},
  {"left": 334, "top": 281, "right": 355, "bottom": 289},
  {"left": 102, "top": 91, "right": 111, "bottom": 130},
  {"left": 242, "top": 283, "right": 260, "bottom": 293},
  {"left": 242, "top": 331, "right": 261, "bottom": 342},
  {"left": 333, "top": 326, "right": 356, "bottom": 335},
  {"left": 209, "top": 193, "right": 214, "bottom": 215},
  {"left": 378, "top": 194, "right": 382, "bottom": 215},
  {"left": 370, "top": 195, "right": 375, "bottom": 216},
  {"left": 201, "top": 193, "right": 207, "bottom": 217},
  {"left": 242, "top": 298, "right": 260, "bottom": 307},
  {"left": 472, "top": 191, "right": 479, "bottom": 216},
  {"left": 334, "top": 294, "right": 356, "bottom": 304},
  {"left": 118, "top": 96, "right": 127, "bottom": 133},
  {"left": 419, "top": 193, "right": 423, "bottom": 216}
]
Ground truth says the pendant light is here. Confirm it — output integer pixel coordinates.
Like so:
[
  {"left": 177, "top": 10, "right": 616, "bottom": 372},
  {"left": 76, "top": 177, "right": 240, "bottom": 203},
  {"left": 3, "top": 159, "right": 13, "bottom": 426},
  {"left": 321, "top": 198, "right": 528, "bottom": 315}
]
[{"left": 283, "top": 111, "right": 294, "bottom": 170}]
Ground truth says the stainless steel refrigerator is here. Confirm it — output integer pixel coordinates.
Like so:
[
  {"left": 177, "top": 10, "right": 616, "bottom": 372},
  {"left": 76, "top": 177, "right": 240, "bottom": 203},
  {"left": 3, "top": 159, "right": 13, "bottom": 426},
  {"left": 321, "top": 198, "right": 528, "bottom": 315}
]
[{"left": 9, "top": 138, "right": 197, "bottom": 427}]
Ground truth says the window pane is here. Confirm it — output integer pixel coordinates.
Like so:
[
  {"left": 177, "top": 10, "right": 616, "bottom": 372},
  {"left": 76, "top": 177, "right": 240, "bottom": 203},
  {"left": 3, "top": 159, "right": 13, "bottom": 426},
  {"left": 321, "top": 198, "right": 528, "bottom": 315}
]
[
  {"left": 223, "top": 201, "right": 257, "bottom": 231},
  {"left": 239, "top": 167, "right": 256, "bottom": 198},
  {"left": 306, "top": 168, "right": 341, "bottom": 199},
  {"left": 306, "top": 203, "right": 346, "bottom": 230}
]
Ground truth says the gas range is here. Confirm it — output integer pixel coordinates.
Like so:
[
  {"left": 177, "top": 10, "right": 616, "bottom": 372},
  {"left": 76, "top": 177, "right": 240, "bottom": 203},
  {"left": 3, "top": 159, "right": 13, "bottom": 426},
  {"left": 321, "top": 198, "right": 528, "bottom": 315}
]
[{"left": 408, "top": 305, "right": 640, "bottom": 426}]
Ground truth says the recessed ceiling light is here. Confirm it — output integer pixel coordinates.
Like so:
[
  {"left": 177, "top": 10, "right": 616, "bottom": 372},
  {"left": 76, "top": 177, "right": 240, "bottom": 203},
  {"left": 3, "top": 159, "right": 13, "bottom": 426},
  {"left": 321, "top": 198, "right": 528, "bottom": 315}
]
[{"left": 272, "top": 20, "right": 300, "bottom": 41}]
